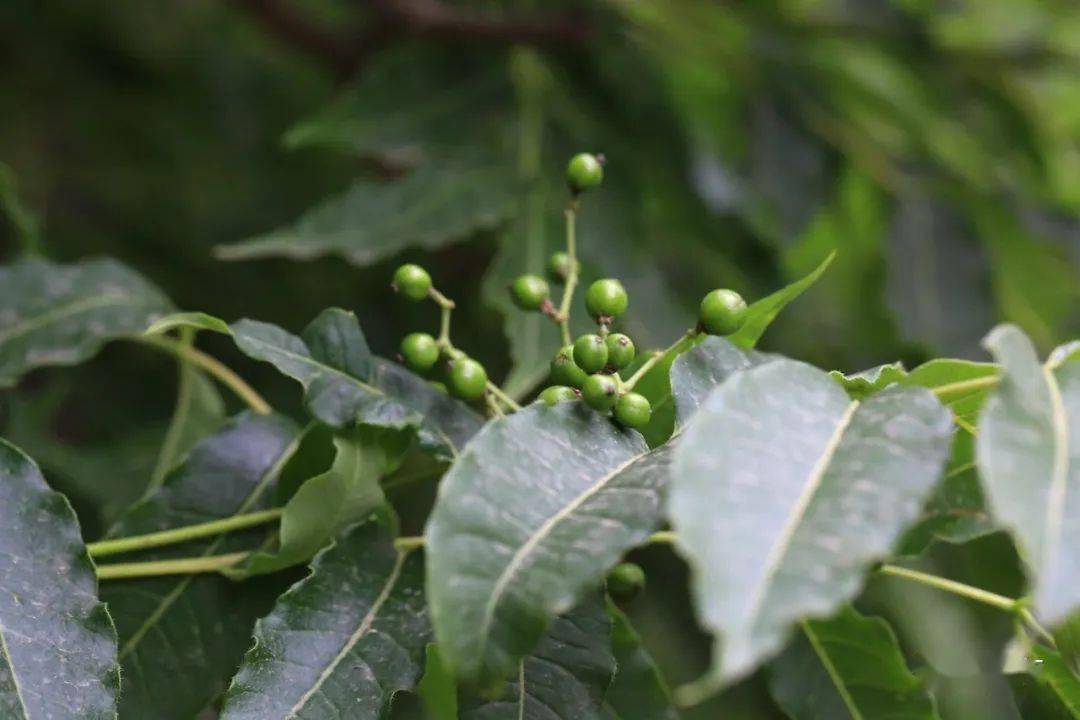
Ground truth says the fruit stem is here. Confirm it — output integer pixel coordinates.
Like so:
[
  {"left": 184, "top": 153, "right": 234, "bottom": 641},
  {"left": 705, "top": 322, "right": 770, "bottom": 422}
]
[
  {"left": 96, "top": 551, "right": 250, "bottom": 580},
  {"left": 486, "top": 382, "right": 522, "bottom": 412},
  {"left": 429, "top": 288, "right": 456, "bottom": 344},
  {"left": 622, "top": 329, "right": 701, "bottom": 391},
  {"left": 556, "top": 202, "right": 579, "bottom": 346},
  {"left": 486, "top": 393, "right": 505, "bottom": 418},
  {"left": 140, "top": 335, "right": 272, "bottom": 415},
  {"left": 87, "top": 508, "right": 284, "bottom": 559}
]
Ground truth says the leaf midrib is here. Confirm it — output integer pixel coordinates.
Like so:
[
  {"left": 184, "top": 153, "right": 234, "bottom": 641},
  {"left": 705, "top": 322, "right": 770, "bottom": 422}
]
[
  {"left": 1041, "top": 363, "right": 1070, "bottom": 585},
  {"left": 0, "top": 620, "right": 30, "bottom": 719},
  {"left": 475, "top": 441, "right": 653, "bottom": 666},
  {"left": 0, "top": 291, "right": 134, "bottom": 346},
  {"left": 284, "top": 550, "right": 408, "bottom": 718},
  {"left": 740, "top": 399, "right": 861, "bottom": 631},
  {"left": 802, "top": 621, "right": 865, "bottom": 720},
  {"left": 119, "top": 430, "right": 302, "bottom": 660}
]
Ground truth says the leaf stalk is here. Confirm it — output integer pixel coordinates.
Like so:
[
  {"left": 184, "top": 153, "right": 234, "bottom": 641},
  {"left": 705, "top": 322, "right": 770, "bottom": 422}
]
[
  {"left": 140, "top": 334, "right": 272, "bottom": 415},
  {"left": 87, "top": 509, "right": 284, "bottom": 559}
]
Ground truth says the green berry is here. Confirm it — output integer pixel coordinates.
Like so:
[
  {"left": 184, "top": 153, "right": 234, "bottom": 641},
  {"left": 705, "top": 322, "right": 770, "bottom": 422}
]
[
  {"left": 572, "top": 334, "right": 609, "bottom": 375},
  {"left": 699, "top": 289, "right": 748, "bottom": 335},
  {"left": 550, "top": 345, "right": 588, "bottom": 388},
  {"left": 607, "top": 562, "right": 646, "bottom": 602},
  {"left": 539, "top": 385, "right": 578, "bottom": 406},
  {"left": 399, "top": 332, "right": 439, "bottom": 372},
  {"left": 614, "top": 392, "right": 652, "bottom": 429},
  {"left": 582, "top": 373, "right": 619, "bottom": 413},
  {"left": 510, "top": 274, "right": 550, "bottom": 311},
  {"left": 447, "top": 358, "right": 487, "bottom": 401},
  {"left": 567, "top": 152, "right": 604, "bottom": 193},
  {"left": 547, "top": 252, "right": 573, "bottom": 283},
  {"left": 392, "top": 264, "right": 432, "bottom": 301},
  {"left": 605, "top": 333, "right": 635, "bottom": 370},
  {"left": 585, "top": 279, "right": 628, "bottom": 320}
]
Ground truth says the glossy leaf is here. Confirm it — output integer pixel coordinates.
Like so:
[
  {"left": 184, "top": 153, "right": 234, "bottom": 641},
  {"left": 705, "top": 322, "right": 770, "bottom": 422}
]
[
  {"left": 768, "top": 606, "right": 940, "bottom": 720},
  {"left": 977, "top": 325, "right": 1080, "bottom": 624},
  {"left": 214, "top": 160, "right": 517, "bottom": 265},
  {"left": 229, "top": 425, "right": 409, "bottom": 577},
  {"left": 0, "top": 257, "right": 173, "bottom": 387},
  {"left": 605, "top": 601, "right": 677, "bottom": 720},
  {"left": 459, "top": 593, "right": 615, "bottom": 720},
  {"left": 150, "top": 308, "right": 484, "bottom": 461},
  {"left": 0, "top": 438, "right": 120, "bottom": 719},
  {"left": 729, "top": 250, "right": 835, "bottom": 349},
  {"left": 426, "top": 403, "right": 660, "bottom": 683},
  {"left": 902, "top": 358, "right": 999, "bottom": 430},
  {"left": 670, "top": 359, "right": 952, "bottom": 700},
  {"left": 220, "top": 523, "right": 429, "bottom": 719},
  {"left": 101, "top": 412, "right": 300, "bottom": 719},
  {"left": 1009, "top": 645, "right": 1080, "bottom": 719}
]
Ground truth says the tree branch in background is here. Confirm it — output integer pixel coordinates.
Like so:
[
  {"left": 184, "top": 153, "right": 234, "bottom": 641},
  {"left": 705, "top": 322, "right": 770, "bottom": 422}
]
[{"left": 228, "top": 0, "right": 591, "bottom": 80}]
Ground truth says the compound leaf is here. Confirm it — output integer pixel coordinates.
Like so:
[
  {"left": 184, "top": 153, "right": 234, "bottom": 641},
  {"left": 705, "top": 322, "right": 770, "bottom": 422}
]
[
  {"left": 0, "top": 257, "right": 173, "bottom": 387},
  {"left": 100, "top": 412, "right": 300, "bottom": 719},
  {"left": 976, "top": 324, "right": 1080, "bottom": 624},
  {"left": 0, "top": 438, "right": 120, "bottom": 719},
  {"left": 670, "top": 360, "right": 952, "bottom": 701},
  {"left": 425, "top": 403, "right": 658, "bottom": 683},
  {"left": 768, "top": 606, "right": 940, "bottom": 720},
  {"left": 220, "top": 523, "right": 429, "bottom": 719}
]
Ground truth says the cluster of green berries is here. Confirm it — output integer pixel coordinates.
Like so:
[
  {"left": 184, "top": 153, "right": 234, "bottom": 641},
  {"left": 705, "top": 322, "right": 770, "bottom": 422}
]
[
  {"left": 392, "top": 264, "right": 488, "bottom": 402},
  {"left": 541, "top": 277, "right": 654, "bottom": 428}
]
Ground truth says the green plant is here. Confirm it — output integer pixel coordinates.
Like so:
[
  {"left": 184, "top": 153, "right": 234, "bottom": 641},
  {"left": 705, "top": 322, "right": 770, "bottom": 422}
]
[{"left": 2, "top": 153, "right": 1079, "bottom": 720}]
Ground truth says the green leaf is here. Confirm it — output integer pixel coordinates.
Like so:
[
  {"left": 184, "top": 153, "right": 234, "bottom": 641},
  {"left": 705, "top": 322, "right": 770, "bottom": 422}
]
[
  {"left": 418, "top": 645, "right": 458, "bottom": 720},
  {"left": 902, "top": 358, "right": 999, "bottom": 429},
  {"left": 459, "top": 593, "right": 616, "bottom": 720},
  {"left": 605, "top": 601, "right": 678, "bottom": 720},
  {"left": 151, "top": 308, "right": 484, "bottom": 461},
  {"left": 634, "top": 335, "right": 768, "bottom": 447},
  {"left": 977, "top": 324, "right": 1080, "bottom": 624},
  {"left": 1009, "top": 645, "right": 1080, "bottom": 718},
  {"left": 220, "top": 523, "right": 429, "bottom": 719},
  {"left": 768, "top": 606, "right": 940, "bottom": 720},
  {"left": 0, "top": 438, "right": 120, "bottom": 719},
  {"left": 149, "top": 328, "right": 227, "bottom": 489},
  {"left": 729, "top": 250, "right": 835, "bottom": 349},
  {"left": 214, "top": 160, "right": 517, "bottom": 265},
  {"left": 670, "top": 360, "right": 953, "bottom": 701},
  {"left": 229, "top": 425, "right": 410, "bottom": 577},
  {"left": 425, "top": 403, "right": 661, "bottom": 683},
  {"left": 0, "top": 257, "right": 173, "bottom": 387},
  {"left": 100, "top": 412, "right": 300, "bottom": 719},
  {"left": 830, "top": 362, "right": 907, "bottom": 400}
]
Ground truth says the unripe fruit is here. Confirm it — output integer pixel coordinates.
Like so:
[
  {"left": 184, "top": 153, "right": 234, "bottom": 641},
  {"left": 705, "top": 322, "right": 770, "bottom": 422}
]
[
  {"left": 392, "top": 264, "right": 432, "bottom": 301},
  {"left": 399, "top": 332, "right": 439, "bottom": 372},
  {"left": 614, "top": 392, "right": 652, "bottom": 429},
  {"left": 699, "top": 289, "right": 748, "bottom": 335},
  {"left": 572, "top": 334, "right": 608, "bottom": 375},
  {"left": 539, "top": 385, "right": 578, "bottom": 406},
  {"left": 605, "top": 333, "right": 635, "bottom": 370},
  {"left": 550, "top": 345, "right": 588, "bottom": 388},
  {"left": 547, "top": 251, "right": 573, "bottom": 283},
  {"left": 510, "top": 274, "right": 550, "bottom": 311},
  {"left": 582, "top": 373, "right": 619, "bottom": 413},
  {"left": 585, "top": 279, "right": 628, "bottom": 320},
  {"left": 607, "top": 562, "right": 646, "bottom": 602},
  {"left": 566, "top": 152, "right": 604, "bottom": 193},
  {"left": 447, "top": 358, "right": 487, "bottom": 401}
]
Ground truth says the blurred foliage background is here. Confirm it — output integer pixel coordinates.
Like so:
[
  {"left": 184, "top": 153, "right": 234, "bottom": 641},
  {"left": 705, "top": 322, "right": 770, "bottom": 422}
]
[{"left": 2, "top": 1, "right": 1078, "bottom": 717}]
